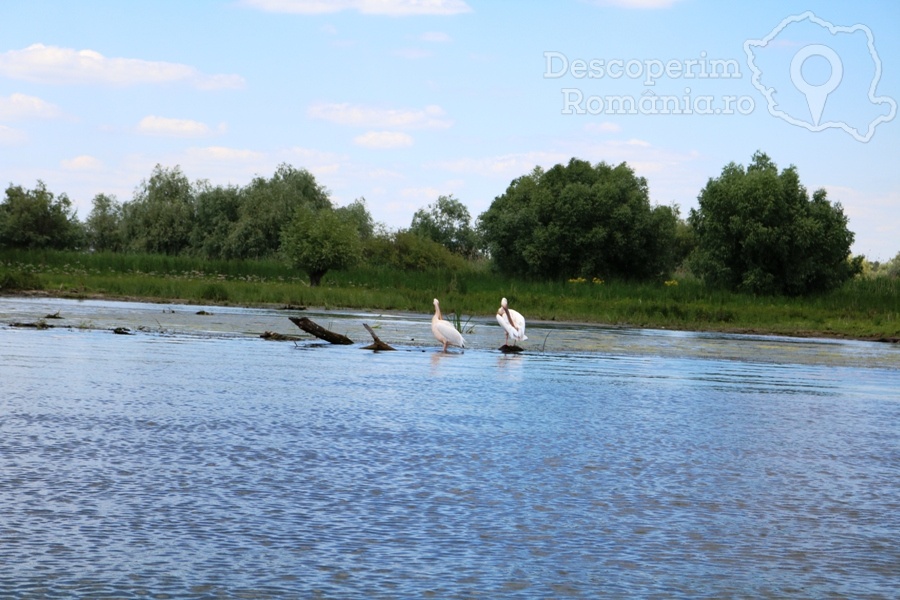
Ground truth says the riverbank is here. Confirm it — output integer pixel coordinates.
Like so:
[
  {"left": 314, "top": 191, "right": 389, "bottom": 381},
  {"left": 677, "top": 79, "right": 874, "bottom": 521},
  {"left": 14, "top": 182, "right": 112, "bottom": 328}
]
[
  {"left": 5, "top": 288, "right": 899, "bottom": 345},
  {"left": 2, "top": 250, "right": 899, "bottom": 343}
]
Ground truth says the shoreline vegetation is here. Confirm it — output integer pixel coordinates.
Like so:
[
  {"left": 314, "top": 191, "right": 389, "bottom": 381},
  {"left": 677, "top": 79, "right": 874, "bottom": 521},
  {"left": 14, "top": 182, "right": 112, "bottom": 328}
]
[{"left": 2, "top": 250, "right": 899, "bottom": 344}]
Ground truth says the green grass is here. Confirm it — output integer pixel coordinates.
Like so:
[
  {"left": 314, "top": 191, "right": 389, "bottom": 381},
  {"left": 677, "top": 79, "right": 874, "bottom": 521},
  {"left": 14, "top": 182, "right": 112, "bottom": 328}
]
[{"left": 2, "top": 249, "right": 898, "bottom": 340}]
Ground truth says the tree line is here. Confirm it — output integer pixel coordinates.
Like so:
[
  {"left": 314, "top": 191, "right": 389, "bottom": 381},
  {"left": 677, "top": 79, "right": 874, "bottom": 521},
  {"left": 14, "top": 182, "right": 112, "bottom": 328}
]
[{"left": 2, "top": 151, "right": 895, "bottom": 295}]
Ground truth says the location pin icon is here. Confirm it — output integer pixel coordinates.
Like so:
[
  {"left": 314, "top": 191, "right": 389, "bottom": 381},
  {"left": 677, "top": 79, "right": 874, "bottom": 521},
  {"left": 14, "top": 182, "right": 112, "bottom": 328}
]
[{"left": 790, "top": 44, "right": 843, "bottom": 126}]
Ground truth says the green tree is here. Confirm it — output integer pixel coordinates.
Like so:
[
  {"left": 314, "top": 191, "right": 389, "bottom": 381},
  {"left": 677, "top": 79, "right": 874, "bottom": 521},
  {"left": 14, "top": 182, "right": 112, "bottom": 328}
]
[
  {"left": 280, "top": 206, "right": 362, "bottom": 286},
  {"left": 225, "top": 164, "right": 331, "bottom": 260},
  {"left": 0, "top": 181, "right": 83, "bottom": 249},
  {"left": 122, "top": 165, "right": 196, "bottom": 255},
  {"left": 671, "top": 207, "right": 696, "bottom": 270},
  {"left": 410, "top": 194, "right": 479, "bottom": 257},
  {"left": 191, "top": 183, "right": 242, "bottom": 259},
  {"left": 884, "top": 252, "right": 900, "bottom": 278},
  {"left": 336, "top": 197, "right": 375, "bottom": 241},
  {"left": 478, "top": 158, "right": 678, "bottom": 280},
  {"left": 688, "top": 151, "right": 861, "bottom": 295},
  {"left": 85, "top": 193, "right": 123, "bottom": 252}
]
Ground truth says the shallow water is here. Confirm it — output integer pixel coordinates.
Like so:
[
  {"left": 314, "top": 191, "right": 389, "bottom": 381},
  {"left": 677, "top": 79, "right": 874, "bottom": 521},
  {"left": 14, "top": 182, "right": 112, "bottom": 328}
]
[{"left": 1, "top": 297, "right": 899, "bottom": 598}]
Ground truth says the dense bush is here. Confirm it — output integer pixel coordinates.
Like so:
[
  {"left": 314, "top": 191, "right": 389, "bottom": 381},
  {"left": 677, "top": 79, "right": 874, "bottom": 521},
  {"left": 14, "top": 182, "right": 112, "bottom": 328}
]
[
  {"left": 364, "top": 231, "right": 467, "bottom": 272},
  {"left": 0, "top": 267, "right": 42, "bottom": 292},
  {"left": 478, "top": 158, "right": 679, "bottom": 281},
  {"left": 688, "top": 152, "right": 861, "bottom": 295}
]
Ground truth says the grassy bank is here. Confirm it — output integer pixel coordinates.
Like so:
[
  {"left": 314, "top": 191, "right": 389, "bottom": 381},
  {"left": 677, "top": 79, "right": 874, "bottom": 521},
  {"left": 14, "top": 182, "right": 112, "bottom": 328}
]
[{"left": 2, "top": 249, "right": 899, "bottom": 341}]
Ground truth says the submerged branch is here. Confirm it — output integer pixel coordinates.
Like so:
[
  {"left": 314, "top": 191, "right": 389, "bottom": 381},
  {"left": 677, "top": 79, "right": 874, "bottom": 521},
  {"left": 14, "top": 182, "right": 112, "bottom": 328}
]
[{"left": 361, "top": 323, "right": 396, "bottom": 351}]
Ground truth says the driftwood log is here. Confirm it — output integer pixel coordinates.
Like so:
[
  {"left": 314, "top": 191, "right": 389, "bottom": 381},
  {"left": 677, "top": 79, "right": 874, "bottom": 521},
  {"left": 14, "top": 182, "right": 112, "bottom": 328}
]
[
  {"left": 361, "top": 323, "right": 396, "bottom": 351},
  {"left": 288, "top": 316, "right": 353, "bottom": 345}
]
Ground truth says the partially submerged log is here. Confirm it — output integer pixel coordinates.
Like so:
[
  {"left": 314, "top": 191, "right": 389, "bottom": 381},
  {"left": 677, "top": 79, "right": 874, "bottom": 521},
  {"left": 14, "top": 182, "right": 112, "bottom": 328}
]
[
  {"left": 288, "top": 316, "right": 353, "bottom": 345},
  {"left": 499, "top": 344, "right": 525, "bottom": 354},
  {"left": 11, "top": 321, "right": 52, "bottom": 330},
  {"left": 361, "top": 323, "right": 396, "bottom": 351},
  {"left": 260, "top": 331, "right": 300, "bottom": 341}
]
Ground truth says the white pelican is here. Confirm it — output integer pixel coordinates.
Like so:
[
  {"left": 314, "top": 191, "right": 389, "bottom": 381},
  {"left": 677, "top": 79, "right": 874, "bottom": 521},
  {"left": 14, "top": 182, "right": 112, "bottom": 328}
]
[
  {"left": 496, "top": 297, "right": 527, "bottom": 346},
  {"left": 431, "top": 298, "right": 466, "bottom": 352}
]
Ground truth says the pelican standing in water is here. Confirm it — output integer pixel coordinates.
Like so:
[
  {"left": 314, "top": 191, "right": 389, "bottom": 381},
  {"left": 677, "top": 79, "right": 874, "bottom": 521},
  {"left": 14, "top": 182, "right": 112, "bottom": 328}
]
[
  {"left": 431, "top": 298, "right": 466, "bottom": 352},
  {"left": 496, "top": 297, "right": 527, "bottom": 346}
]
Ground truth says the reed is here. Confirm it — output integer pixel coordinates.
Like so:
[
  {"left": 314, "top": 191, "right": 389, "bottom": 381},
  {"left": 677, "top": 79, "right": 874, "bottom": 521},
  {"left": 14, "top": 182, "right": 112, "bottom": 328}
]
[{"left": 2, "top": 249, "right": 898, "bottom": 340}]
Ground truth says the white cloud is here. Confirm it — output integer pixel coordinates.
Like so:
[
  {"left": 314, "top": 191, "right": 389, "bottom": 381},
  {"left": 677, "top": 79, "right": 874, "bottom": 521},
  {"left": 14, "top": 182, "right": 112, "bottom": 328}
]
[
  {"left": 0, "top": 124, "right": 27, "bottom": 145},
  {"left": 431, "top": 151, "right": 571, "bottom": 177},
  {"left": 401, "top": 186, "right": 442, "bottom": 200},
  {"left": 393, "top": 48, "right": 433, "bottom": 59},
  {"left": 241, "top": 0, "right": 472, "bottom": 16},
  {"left": 584, "top": 121, "right": 621, "bottom": 134},
  {"left": 0, "top": 44, "right": 245, "bottom": 90},
  {"left": 367, "top": 168, "right": 404, "bottom": 179},
  {"left": 193, "top": 73, "right": 246, "bottom": 91},
  {"left": 284, "top": 146, "right": 344, "bottom": 162},
  {"left": 354, "top": 131, "right": 414, "bottom": 148},
  {"left": 283, "top": 146, "right": 344, "bottom": 174},
  {"left": 0, "top": 93, "right": 62, "bottom": 120},
  {"left": 625, "top": 138, "right": 651, "bottom": 147},
  {"left": 419, "top": 31, "right": 452, "bottom": 42},
  {"left": 308, "top": 102, "right": 452, "bottom": 129},
  {"left": 61, "top": 155, "right": 103, "bottom": 171},
  {"left": 137, "top": 115, "right": 217, "bottom": 137},
  {"left": 186, "top": 146, "right": 266, "bottom": 162}
]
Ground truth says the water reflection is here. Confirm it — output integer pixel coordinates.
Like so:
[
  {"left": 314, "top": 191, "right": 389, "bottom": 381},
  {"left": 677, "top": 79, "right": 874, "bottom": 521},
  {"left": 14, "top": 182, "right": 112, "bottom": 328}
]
[{"left": 1, "top": 297, "right": 899, "bottom": 598}]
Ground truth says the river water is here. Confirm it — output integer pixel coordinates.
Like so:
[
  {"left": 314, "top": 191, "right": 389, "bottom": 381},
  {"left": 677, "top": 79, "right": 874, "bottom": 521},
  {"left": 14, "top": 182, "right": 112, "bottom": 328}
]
[{"left": 1, "top": 297, "right": 898, "bottom": 598}]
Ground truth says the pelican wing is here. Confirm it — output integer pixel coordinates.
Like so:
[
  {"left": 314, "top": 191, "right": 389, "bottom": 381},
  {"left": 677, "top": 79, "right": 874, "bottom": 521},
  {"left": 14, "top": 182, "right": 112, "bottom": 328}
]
[
  {"left": 433, "top": 318, "right": 466, "bottom": 348},
  {"left": 497, "top": 308, "right": 527, "bottom": 342}
]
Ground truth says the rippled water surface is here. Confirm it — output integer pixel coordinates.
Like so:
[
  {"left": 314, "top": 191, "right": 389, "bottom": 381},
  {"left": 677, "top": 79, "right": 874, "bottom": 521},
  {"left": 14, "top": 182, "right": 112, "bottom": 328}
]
[{"left": 2, "top": 297, "right": 899, "bottom": 598}]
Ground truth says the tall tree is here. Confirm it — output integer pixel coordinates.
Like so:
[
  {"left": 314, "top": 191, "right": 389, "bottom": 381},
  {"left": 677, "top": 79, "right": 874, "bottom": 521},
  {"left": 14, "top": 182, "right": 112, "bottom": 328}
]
[
  {"left": 410, "top": 195, "right": 479, "bottom": 257},
  {"left": 688, "top": 151, "right": 860, "bottom": 295},
  {"left": 336, "top": 197, "right": 375, "bottom": 241},
  {"left": 85, "top": 193, "right": 123, "bottom": 252},
  {"left": 0, "top": 181, "right": 83, "bottom": 250},
  {"left": 192, "top": 183, "right": 242, "bottom": 259},
  {"left": 225, "top": 164, "right": 331, "bottom": 260},
  {"left": 122, "top": 165, "right": 196, "bottom": 255},
  {"left": 478, "top": 159, "right": 678, "bottom": 280}
]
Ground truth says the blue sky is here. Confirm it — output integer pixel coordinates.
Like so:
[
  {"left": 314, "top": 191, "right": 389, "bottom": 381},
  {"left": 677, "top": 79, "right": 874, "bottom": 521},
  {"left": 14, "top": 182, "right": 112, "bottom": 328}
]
[{"left": 1, "top": 0, "right": 897, "bottom": 260}]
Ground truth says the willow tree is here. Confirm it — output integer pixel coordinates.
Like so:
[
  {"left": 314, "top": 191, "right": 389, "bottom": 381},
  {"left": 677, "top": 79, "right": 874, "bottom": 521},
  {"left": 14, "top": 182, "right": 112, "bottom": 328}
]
[
  {"left": 225, "top": 164, "right": 331, "bottom": 260},
  {"left": 122, "top": 165, "right": 196, "bottom": 255},
  {"left": 0, "top": 181, "right": 83, "bottom": 250},
  {"left": 280, "top": 206, "right": 362, "bottom": 286},
  {"left": 85, "top": 193, "right": 124, "bottom": 252}
]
